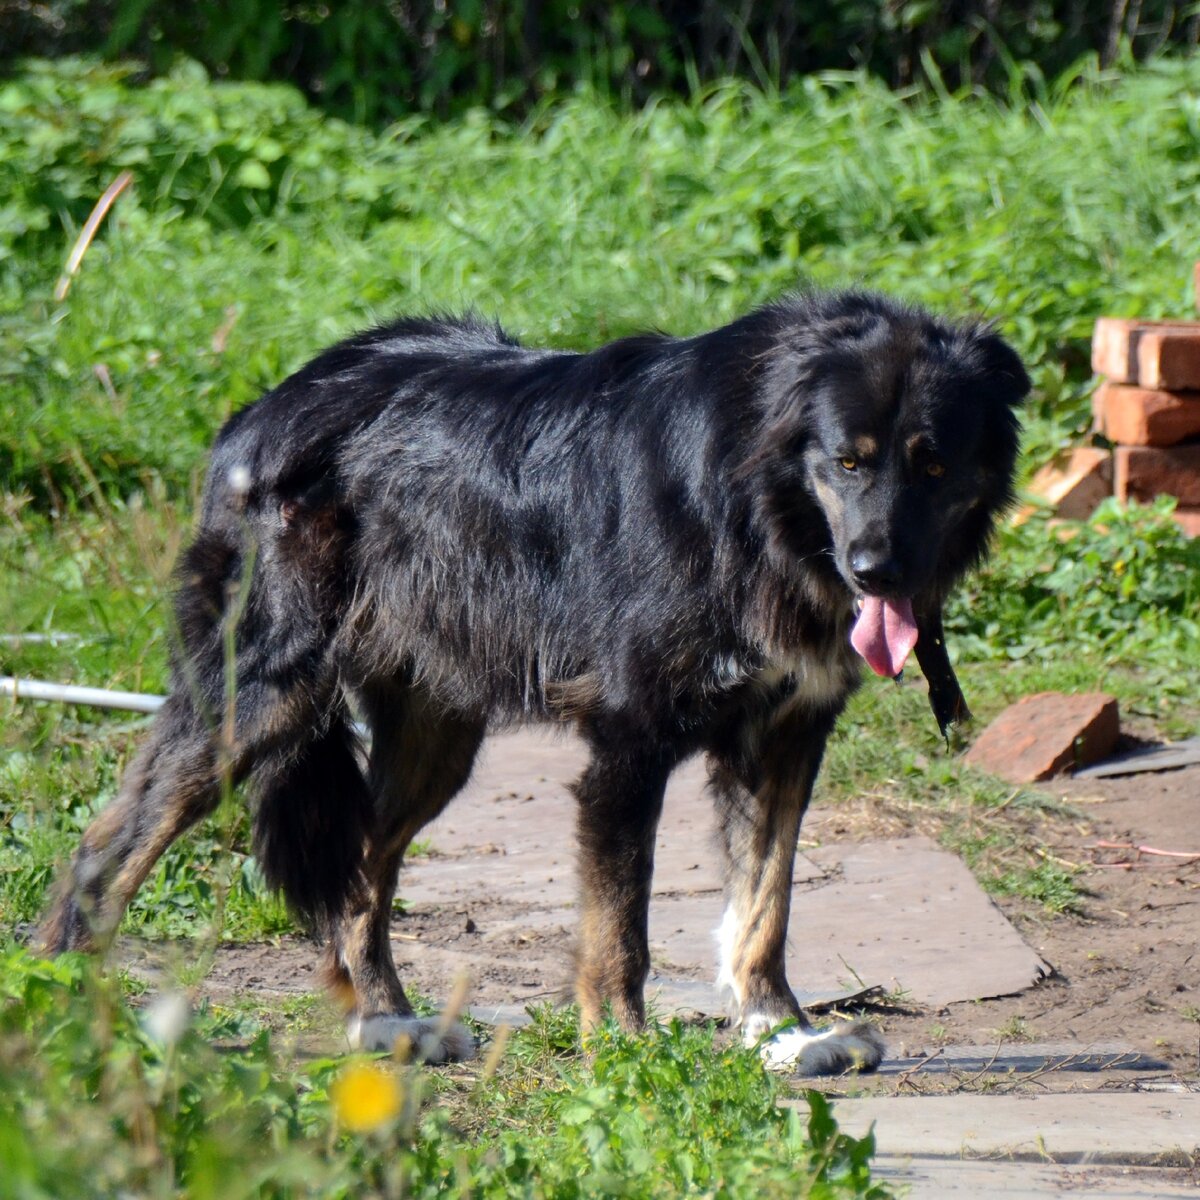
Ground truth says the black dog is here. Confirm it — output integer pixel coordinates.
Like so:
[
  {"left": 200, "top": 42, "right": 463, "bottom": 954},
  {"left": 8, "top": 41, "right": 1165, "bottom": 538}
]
[{"left": 40, "top": 291, "right": 1028, "bottom": 1074}]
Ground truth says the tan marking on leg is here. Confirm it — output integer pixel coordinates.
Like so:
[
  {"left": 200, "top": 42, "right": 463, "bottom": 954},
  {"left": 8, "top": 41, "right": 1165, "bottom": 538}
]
[
  {"left": 39, "top": 709, "right": 222, "bottom": 953},
  {"left": 325, "top": 686, "right": 483, "bottom": 1022},
  {"left": 572, "top": 747, "right": 667, "bottom": 1035},
  {"left": 575, "top": 885, "right": 647, "bottom": 1033},
  {"left": 719, "top": 779, "right": 802, "bottom": 1021}
]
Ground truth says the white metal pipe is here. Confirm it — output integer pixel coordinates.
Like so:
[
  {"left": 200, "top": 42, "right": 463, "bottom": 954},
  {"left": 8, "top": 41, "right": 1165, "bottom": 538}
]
[{"left": 1, "top": 676, "right": 164, "bottom": 714}]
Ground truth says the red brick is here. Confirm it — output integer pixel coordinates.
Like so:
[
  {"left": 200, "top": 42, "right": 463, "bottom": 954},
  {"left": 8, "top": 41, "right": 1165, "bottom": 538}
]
[
  {"left": 1091, "top": 318, "right": 1200, "bottom": 384},
  {"left": 1136, "top": 330, "right": 1200, "bottom": 390},
  {"left": 1026, "top": 447, "right": 1111, "bottom": 519},
  {"left": 964, "top": 693, "right": 1120, "bottom": 783},
  {"left": 1114, "top": 443, "right": 1200, "bottom": 506},
  {"left": 1172, "top": 506, "right": 1200, "bottom": 537},
  {"left": 1093, "top": 383, "right": 1200, "bottom": 446}
]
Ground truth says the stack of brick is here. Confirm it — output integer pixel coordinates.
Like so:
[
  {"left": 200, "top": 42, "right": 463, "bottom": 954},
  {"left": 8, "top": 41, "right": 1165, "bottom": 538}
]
[{"left": 1090, "top": 317, "right": 1200, "bottom": 536}]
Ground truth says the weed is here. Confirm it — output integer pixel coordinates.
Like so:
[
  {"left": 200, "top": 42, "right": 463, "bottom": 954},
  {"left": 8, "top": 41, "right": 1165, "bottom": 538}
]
[
  {"left": 992, "top": 1015, "right": 1036, "bottom": 1043},
  {"left": 991, "top": 861, "right": 1084, "bottom": 915}
]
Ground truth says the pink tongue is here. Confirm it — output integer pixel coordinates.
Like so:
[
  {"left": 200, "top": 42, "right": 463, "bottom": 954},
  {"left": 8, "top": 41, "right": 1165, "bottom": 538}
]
[{"left": 850, "top": 596, "right": 919, "bottom": 678}]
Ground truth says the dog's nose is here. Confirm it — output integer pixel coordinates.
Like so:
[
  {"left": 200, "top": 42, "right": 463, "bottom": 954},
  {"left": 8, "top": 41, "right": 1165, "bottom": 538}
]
[{"left": 850, "top": 553, "right": 903, "bottom": 594}]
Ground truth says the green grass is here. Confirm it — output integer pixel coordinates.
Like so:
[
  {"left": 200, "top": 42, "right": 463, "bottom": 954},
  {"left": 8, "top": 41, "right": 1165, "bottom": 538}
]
[
  {"left": 0, "top": 952, "right": 887, "bottom": 1198},
  {"left": 6, "top": 52, "right": 1200, "bottom": 1196},
  {"left": 6, "top": 55, "right": 1200, "bottom": 501}
]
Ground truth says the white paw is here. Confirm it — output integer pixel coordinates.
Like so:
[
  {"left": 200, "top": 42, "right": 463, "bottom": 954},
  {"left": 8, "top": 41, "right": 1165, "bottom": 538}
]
[
  {"left": 755, "top": 1024, "right": 837, "bottom": 1069},
  {"left": 347, "top": 1014, "right": 476, "bottom": 1064},
  {"left": 745, "top": 1015, "right": 884, "bottom": 1076}
]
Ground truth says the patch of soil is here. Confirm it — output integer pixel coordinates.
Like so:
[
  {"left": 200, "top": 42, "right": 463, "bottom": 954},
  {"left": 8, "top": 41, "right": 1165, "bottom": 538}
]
[{"left": 132, "top": 897, "right": 575, "bottom": 1011}]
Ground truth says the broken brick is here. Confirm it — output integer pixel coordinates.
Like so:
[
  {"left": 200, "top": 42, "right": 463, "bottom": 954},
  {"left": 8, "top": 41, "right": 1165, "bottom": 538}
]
[
  {"left": 1135, "top": 330, "right": 1200, "bottom": 390},
  {"left": 1171, "top": 506, "right": 1200, "bottom": 537},
  {"left": 964, "top": 693, "right": 1120, "bottom": 784},
  {"left": 1026, "top": 446, "right": 1112, "bottom": 519},
  {"left": 1114, "top": 443, "right": 1200, "bottom": 506},
  {"left": 1091, "top": 318, "right": 1200, "bottom": 384},
  {"left": 1093, "top": 383, "right": 1200, "bottom": 447}
]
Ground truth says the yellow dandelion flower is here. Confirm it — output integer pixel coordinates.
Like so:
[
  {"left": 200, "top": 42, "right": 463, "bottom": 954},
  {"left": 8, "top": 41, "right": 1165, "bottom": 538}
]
[{"left": 331, "top": 1063, "right": 403, "bottom": 1133}]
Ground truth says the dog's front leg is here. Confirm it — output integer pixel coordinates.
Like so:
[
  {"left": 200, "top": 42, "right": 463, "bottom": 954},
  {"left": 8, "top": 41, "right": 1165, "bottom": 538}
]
[
  {"left": 573, "top": 739, "right": 672, "bottom": 1034},
  {"left": 710, "top": 708, "right": 884, "bottom": 1076}
]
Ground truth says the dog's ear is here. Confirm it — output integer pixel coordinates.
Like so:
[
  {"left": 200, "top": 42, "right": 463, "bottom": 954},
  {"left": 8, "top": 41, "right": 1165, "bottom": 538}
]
[{"left": 974, "top": 329, "right": 1031, "bottom": 407}]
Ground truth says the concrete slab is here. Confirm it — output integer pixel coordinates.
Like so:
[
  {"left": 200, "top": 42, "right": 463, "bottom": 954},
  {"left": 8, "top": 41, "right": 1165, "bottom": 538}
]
[
  {"left": 401, "top": 728, "right": 1051, "bottom": 1016},
  {"left": 804, "top": 1093, "right": 1200, "bottom": 1165},
  {"left": 870, "top": 1159, "right": 1200, "bottom": 1198},
  {"left": 1076, "top": 736, "right": 1200, "bottom": 779},
  {"left": 803, "top": 840, "right": 1052, "bottom": 1007}
]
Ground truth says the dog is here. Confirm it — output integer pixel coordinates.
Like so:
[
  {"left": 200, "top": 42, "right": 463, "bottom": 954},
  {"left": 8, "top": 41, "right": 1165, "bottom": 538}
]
[{"left": 39, "top": 291, "right": 1028, "bottom": 1074}]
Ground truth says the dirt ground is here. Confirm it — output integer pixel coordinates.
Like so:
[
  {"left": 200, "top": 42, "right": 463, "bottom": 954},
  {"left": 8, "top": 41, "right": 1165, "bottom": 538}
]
[{"left": 145, "top": 748, "right": 1200, "bottom": 1084}]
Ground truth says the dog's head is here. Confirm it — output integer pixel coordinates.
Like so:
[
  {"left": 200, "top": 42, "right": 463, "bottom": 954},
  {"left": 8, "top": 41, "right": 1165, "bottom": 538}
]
[{"left": 749, "top": 293, "right": 1030, "bottom": 676}]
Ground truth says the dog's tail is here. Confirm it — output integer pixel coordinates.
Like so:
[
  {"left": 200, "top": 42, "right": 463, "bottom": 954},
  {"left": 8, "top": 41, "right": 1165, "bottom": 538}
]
[
  {"left": 174, "top": 512, "right": 370, "bottom": 932},
  {"left": 249, "top": 716, "right": 372, "bottom": 930}
]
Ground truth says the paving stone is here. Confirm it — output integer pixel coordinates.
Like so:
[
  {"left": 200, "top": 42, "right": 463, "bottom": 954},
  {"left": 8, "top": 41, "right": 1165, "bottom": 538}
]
[
  {"left": 876, "top": 1041, "right": 1170, "bottom": 1075},
  {"left": 963, "top": 692, "right": 1120, "bottom": 783},
  {"left": 401, "top": 730, "right": 1050, "bottom": 1013},
  {"left": 646, "top": 836, "right": 1050, "bottom": 1008},
  {"left": 1075, "top": 736, "right": 1200, "bottom": 779},
  {"left": 1093, "top": 383, "right": 1200, "bottom": 447},
  {"left": 1136, "top": 328, "right": 1200, "bottom": 390},
  {"left": 1114, "top": 443, "right": 1200, "bottom": 506},
  {"left": 868, "top": 1159, "right": 1200, "bottom": 1198},
  {"left": 1026, "top": 446, "right": 1112, "bottom": 517},
  {"left": 809, "top": 1093, "right": 1200, "bottom": 1165}
]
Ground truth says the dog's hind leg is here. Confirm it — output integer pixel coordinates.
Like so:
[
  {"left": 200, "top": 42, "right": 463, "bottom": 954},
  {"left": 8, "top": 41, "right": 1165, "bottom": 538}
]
[
  {"left": 37, "top": 691, "right": 231, "bottom": 954},
  {"left": 36, "top": 660, "right": 349, "bottom": 957},
  {"left": 38, "top": 519, "right": 355, "bottom": 957},
  {"left": 573, "top": 727, "right": 674, "bottom": 1034},
  {"left": 709, "top": 707, "right": 884, "bottom": 1077},
  {"left": 325, "top": 681, "right": 484, "bottom": 1063}
]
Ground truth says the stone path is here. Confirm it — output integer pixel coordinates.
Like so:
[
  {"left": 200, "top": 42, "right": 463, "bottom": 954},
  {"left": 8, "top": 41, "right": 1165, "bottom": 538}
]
[
  {"left": 401, "top": 727, "right": 1049, "bottom": 1017},
  {"left": 132, "top": 724, "right": 1192, "bottom": 1197}
]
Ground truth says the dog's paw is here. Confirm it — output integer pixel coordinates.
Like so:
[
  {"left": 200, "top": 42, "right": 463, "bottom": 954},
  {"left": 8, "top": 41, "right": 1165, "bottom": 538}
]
[
  {"left": 347, "top": 1014, "right": 476, "bottom": 1064},
  {"left": 753, "top": 1019, "right": 884, "bottom": 1077}
]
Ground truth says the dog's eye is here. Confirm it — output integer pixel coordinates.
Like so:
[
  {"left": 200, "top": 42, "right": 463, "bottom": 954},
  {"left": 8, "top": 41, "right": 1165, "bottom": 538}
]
[
  {"left": 926, "top": 462, "right": 945, "bottom": 478},
  {"left": 839, "top": 456, "right": 858, "bottom": 472}
]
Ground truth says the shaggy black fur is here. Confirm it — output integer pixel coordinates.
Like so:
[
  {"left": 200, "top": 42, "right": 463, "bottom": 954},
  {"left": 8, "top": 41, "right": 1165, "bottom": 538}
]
[{"left": 40, "top": 291, "right": 1028, "bottom": 1074}]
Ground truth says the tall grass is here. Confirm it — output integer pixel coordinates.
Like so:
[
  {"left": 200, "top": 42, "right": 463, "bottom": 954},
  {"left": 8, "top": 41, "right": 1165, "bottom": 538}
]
[{"left": 4, "top": 55, "right": 1200, "bottom": 503}]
